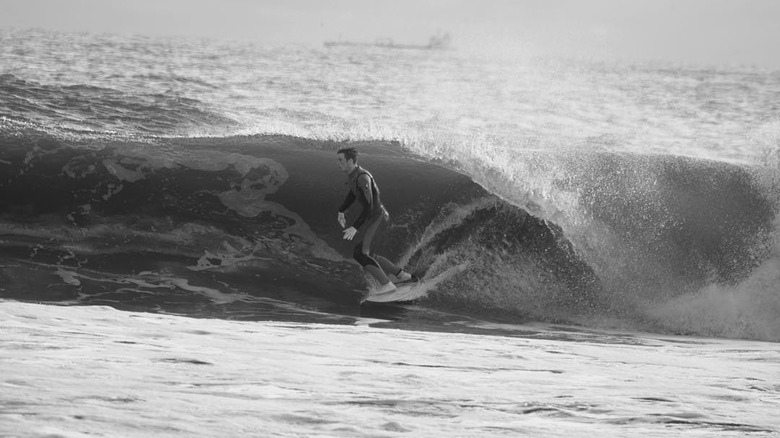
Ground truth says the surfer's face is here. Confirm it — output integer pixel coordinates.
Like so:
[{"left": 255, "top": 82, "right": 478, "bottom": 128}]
[{"left": 337, "top": 153, "right": 355, "bottom": 173}]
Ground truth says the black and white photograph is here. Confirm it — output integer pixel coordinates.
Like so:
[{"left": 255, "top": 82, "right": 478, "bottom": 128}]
[{"left": 1, "top": 1, "right": 779, "bottom": 436}]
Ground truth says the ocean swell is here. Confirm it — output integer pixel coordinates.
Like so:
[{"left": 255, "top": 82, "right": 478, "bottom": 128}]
[
  {"left": 0, "top": 130, "right": 778, "bottom": 340},
  {"left": 0, "top": 73, "right": 235, "bottom": 137}
]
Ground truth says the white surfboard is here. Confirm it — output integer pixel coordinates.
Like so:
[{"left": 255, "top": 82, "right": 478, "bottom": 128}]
[
  {"left": 361, "top": 262, "right": 470, "bottom": 304},
  {"left": 363, "top": 281, "right": 427, "bottom": 303}
]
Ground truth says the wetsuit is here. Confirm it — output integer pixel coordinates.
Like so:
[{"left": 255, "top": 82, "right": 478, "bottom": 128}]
[{"left": 338, "top": 165, "right": 388, "bottom": 268}]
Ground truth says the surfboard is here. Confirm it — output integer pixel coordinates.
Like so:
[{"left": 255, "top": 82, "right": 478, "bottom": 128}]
[
  {"left": 362, "top": 281, "right": 427, "bottom": 303},
  {"left": 361, "top": 263, "right": 470, "bottom": 304}
]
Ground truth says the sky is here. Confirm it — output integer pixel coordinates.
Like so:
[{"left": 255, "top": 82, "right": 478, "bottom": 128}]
[{"left": 2, "top": 0, "right": 779, "bottom": 68}]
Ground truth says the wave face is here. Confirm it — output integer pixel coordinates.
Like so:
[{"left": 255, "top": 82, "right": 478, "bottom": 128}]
[
  {"left": 1, "top": 131, "right": 778, "bottom": 340},
  {"left": 0, "top": 133, "right": 598, "bottom": 319}
]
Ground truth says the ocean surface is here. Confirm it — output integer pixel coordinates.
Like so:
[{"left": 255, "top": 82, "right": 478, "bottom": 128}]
[{"left": 1, "top": 28, "right": 779, "bottom": 437}]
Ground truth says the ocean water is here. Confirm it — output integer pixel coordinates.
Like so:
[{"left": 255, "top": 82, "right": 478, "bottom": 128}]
[
  {"left": 2, "top": 301, "right": 778, "bottom": 437},
  {"left": 2, "top": 28, "right": 779, "bottom": 338},
  {"left": 1, "top": 28, "right": 779, "bottom": 436},
  {"left": 2, "top": 28, "right": 778, "bottom": 339}
]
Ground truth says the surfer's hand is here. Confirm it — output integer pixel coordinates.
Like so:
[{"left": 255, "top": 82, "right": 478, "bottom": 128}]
[
  {"left": 337, "top": 212, "right": 346, "bottom": 228},
  {"left": 342, "top": 227, "right": 357, "bottom": 240}
]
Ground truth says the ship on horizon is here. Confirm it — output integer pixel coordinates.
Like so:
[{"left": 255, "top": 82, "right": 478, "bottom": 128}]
[{"left": 324, "top": 32, "right": 452, "bottom": 50}]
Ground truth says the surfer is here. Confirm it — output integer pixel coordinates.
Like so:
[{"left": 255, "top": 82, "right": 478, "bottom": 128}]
[{"left": 336, "top": 147, "right": 412, "bottom": 293}]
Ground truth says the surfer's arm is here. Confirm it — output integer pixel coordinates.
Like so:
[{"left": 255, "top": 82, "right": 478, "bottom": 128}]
[
  {"left": 351, "top": 174, "right": 373, "bottom": 229},
  {"left": 338, "top": 191, "right": 356, "bottom": 213}
]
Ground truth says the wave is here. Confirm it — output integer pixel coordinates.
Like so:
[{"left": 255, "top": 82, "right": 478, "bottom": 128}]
[
  {"left": 0, "top": 74, "right": 236, "bottom": 138},
  {"left": 0, "top": 130, "right": 778, "bottom": 340}
]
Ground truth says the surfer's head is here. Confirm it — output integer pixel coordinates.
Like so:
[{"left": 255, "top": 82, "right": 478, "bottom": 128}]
[{"left": 337, "top": 147, "right": 358, "bottom": 173}]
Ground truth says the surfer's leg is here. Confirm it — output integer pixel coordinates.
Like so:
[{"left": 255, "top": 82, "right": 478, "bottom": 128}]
[
  {"left": 375, "top": 255, "right": 400, "bottom": 275},
  {"left": 354, "top": 215, "right": 392, "bottom": 288},
  {"left": 367, "top": 209, "right": 412, "bottom": 282},
  {"left": 355, "top": 246, "right": 393, "bottom": 290},
  {"left": 375, "top": 255, "right": 411, "bottom": 281}
]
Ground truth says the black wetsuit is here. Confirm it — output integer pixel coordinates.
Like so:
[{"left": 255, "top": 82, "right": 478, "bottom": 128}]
[{"left": 338, "top": 165, "right": 388, "bottom": 268}]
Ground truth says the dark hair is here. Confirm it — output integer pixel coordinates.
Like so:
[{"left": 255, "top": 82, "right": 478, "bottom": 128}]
[{"left": 337, "top": 147, "right": 358, "bottom": 163}]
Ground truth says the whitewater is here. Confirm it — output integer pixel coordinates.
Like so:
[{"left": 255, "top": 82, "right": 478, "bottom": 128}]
[{"left": 1, "top": 28, "right": 779, "bottom": 436}]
